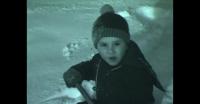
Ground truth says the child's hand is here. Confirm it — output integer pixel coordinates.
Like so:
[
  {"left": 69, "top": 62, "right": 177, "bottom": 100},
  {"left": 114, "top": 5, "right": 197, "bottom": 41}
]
[{"left": 63, "top": 68, "right": 82, "bottom": 87}]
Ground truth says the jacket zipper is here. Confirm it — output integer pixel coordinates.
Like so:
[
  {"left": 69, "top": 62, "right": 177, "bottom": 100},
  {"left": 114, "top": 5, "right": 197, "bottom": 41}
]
[
  {"left": 95, "top": 59, "right": 101, "bottom": 99},
  {"left": 95, "top": 59, "right": 122, "bottom": 99}
]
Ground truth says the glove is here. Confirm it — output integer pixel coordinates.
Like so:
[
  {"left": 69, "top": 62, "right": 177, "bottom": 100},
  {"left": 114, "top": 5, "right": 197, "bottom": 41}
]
[{"left": 63, "top": 68, "right": 82, "bottom": 87}]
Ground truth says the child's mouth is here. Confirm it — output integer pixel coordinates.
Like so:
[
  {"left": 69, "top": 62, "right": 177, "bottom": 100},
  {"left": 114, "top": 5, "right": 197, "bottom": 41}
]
[{"left": 109, "top": 56, "right": 117, "bottom": 61}]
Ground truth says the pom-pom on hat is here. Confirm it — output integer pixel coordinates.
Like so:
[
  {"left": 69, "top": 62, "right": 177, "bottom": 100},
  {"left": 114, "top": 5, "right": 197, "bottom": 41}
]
[{"left": 100, "top": 4, "right": 115, "bottom": 14}]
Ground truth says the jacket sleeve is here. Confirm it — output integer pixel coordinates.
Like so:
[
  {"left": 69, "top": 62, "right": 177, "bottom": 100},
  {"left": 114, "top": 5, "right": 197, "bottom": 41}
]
[{"left": 64, "top": 54, "right": 100, "bottom": 81}]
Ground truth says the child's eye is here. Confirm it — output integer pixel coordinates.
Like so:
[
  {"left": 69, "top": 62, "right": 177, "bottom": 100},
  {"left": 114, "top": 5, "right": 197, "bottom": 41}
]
[
  {"left": 100, "top": 43, "right": 107, "bottom": 47},
  {"left": 114, "top": 42, "right": 120, "bottom": 46}
]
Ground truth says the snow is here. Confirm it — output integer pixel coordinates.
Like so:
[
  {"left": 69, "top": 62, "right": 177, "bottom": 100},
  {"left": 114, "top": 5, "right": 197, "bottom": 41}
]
[
  {"left": 27, "top": 0, "right": 173, "bottom": 104},
  {"left": 161, "top": 79, "right": 173, "bottom": 104},
  {"left": 41, "top": 80, "right": 96, "bottom": 104},
  {"left": 117, "top": 11, "right": 131, "bottom": 18},
  {"left": 136, "top": 6, "right": 156, "bottom": 20}
]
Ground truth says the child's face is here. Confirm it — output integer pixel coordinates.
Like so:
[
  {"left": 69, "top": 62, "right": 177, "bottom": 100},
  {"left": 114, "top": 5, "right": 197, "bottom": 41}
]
[{"left": 97, "top": 37, "right": 128, "bottom": 66}]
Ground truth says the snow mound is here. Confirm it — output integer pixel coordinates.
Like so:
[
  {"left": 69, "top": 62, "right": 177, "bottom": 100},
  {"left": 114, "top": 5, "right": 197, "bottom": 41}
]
[
  {"left": 117, "top": 11, "right": 131, "bottom": 18},
  {"left": 63, "top": 42, "right": 80, "bottom": 60},
  {"left": 62, "top": 38, "right": 96, "bottom": 61},
  {"left": 41, "top": 80, "right": 96, "bottom": 104}
]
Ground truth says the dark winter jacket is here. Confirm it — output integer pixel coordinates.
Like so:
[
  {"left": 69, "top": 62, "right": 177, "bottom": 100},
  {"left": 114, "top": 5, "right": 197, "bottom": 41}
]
[{"left": 64, "top": 40, "right": 165, "bottom": 104}]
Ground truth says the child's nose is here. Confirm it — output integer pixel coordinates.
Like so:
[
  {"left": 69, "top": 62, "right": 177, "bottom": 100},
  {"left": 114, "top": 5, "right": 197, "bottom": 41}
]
[{"left": 107, "top": 45, "right": 115, "bottom": 54}]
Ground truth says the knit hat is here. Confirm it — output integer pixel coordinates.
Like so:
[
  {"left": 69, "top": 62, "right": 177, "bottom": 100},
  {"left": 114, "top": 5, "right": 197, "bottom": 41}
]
[{"left": 92, "top": 4, "right": 130, "bottom": 48}]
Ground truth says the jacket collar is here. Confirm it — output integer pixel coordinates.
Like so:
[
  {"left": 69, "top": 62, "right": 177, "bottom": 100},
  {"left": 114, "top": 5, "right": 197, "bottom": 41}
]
[{"left": 121, "top": 40, "right": 146, "bottom": 68}]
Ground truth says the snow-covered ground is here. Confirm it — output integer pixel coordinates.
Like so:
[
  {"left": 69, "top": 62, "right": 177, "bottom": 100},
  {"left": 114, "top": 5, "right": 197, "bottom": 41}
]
[{"left": 27, "top": 0, "right": 173, "bottom": 104}]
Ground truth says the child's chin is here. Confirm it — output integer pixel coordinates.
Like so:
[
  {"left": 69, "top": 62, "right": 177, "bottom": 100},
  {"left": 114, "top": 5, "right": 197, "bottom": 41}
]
[{"left": 107, "top": 61, "right": 120, "bottom": 66}]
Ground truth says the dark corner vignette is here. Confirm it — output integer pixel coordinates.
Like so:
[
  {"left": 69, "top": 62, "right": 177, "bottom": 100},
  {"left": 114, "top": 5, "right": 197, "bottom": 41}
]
[{"left": 3, "top": 0, "right": 27, "bottom": 104}]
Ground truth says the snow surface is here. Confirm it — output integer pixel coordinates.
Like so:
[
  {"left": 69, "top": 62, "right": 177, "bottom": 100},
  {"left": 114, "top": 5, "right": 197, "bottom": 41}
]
[
  {"left": 27, "top": 0, "right": 173, "bottom": 104},
  {"left": 40, "top": 80, "right": 96, "bottom": 104}
]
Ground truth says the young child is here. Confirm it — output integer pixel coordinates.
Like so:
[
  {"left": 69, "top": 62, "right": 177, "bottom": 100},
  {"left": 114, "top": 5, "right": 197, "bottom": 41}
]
[{"left": 63, "top": 4, "right": 165, "bottom": 104}]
